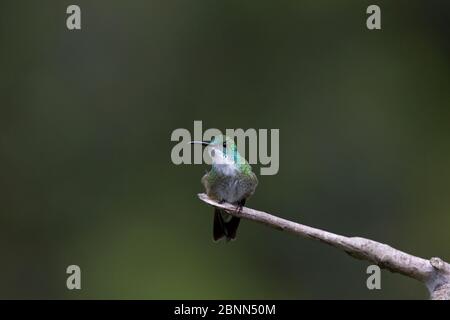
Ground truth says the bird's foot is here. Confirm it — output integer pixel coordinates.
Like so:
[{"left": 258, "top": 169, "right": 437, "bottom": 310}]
[{"left": 234, "top": 199, "right": 246, "bottom": 215}]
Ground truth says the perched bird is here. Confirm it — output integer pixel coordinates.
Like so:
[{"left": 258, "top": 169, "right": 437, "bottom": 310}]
[{"left": 190, "top": 136, "right": 258, "bottom": 241}]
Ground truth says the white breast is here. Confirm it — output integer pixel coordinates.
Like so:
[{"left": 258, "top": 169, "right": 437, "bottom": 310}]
[{"left": 215, "top": 162, "right": 237, "bottom": 176}]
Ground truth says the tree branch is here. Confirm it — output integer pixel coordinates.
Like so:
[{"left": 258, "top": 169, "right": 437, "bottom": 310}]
[{"left": 198, "top": 193, "right": 450, "bottom": 300}]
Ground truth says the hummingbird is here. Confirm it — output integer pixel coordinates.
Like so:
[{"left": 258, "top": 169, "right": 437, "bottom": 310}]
[{"left": 190, "top": 135, "right": 258, "bottom": 241}]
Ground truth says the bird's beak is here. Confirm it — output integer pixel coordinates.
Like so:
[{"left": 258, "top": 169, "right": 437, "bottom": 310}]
[{"left": 189, "top": 141, "right": 210, "bottom": 146}]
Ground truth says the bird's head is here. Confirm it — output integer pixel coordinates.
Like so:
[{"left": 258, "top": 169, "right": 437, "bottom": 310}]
[{"left": 190, "top": 135, "right": 241, "bottom": 166}]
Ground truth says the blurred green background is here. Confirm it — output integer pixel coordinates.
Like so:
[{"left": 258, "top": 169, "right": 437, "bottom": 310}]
[{"left": 0, "top": 0, "right": 449, "bottom": 299}]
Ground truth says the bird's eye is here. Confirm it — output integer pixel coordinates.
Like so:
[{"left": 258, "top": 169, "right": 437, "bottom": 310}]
[{"left": 222, "top": 142, "right": 227, "bottom": 148}]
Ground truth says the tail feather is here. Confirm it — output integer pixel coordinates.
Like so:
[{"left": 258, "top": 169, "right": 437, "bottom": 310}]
[
  {"left": 213, "top": 208, "right": 241, "bottom": 242},
  {"left": 213, "top": 208, "right": 226, "bottom": 241}
]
